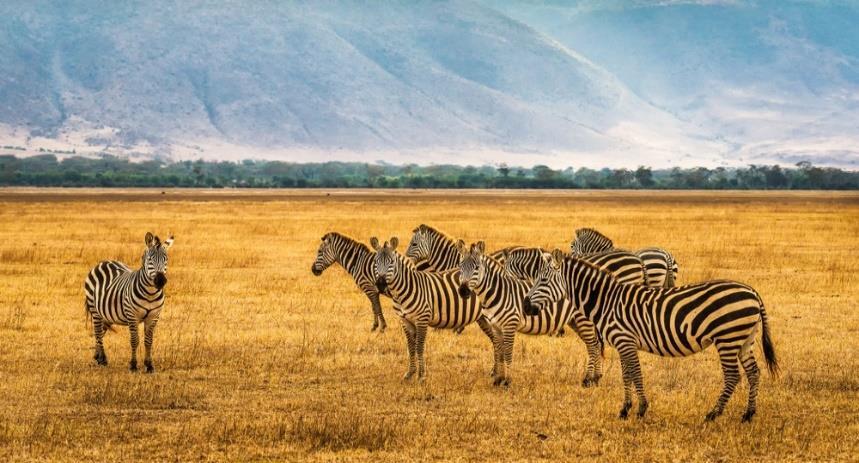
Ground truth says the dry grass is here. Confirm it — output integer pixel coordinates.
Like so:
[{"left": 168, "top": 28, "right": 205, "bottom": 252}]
[{"left": 0, "top": 188, "right": 857, "bottom": 462}]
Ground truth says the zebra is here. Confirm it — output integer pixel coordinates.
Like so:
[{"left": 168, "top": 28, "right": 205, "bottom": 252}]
[
  {"left": 405, "top": 223, "right": 517, "bottom": 335},
  {"left": 571, "top": 228, "right": 679, "bottom": 287},
  {"left": 371, "top": 236, "right": 492, "bottom": 381},
  {"left": 523, "top": 249, "right": 779, "bottom": 422},
  {"left": 312, "top": 232, "right": 391, "bottom": 332},
  {"left": 84, "top": 232, "right": 174, "bottom": 373},
  {"left": 405, "top": 223, "right": 516, "bottom": 270},
  {"left": 456, "top": 240, "right": 601, "bottom": 387},
  {"left": 503, "top": 247, "right": 647, "bottom": 286}
]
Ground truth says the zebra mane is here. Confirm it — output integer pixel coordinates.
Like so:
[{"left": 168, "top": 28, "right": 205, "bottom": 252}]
[
  {"left": 323, "top": 232, "right": 372, "bottom": 254},
  {"left": 576, "top": 228, "right": 613, "bottom": 246},
  {"left": 414, "top": 224, "right": 455, "bottom": 245}
]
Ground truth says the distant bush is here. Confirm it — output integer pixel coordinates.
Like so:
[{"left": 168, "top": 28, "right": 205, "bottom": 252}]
[{"left": 0, "top": 155, "right": 856, "bottom": 189}]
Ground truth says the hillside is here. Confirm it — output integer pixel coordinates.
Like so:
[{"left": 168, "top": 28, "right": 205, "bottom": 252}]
[{"left": 1, "top": 1, "right": 856, "bottom": 167}]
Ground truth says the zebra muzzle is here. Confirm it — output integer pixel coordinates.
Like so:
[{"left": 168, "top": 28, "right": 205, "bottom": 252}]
[
  {"left": 375, "top": 277, "right": 387, "bottom": 292},
  {"left": 458, "top": 283, "right": 472, "bottom": 299},
  {"left": 154, "top": 272, "right": 167, "bottom": 289},
  {"left": 311, "top": 266, "right": 322, "bottom": 276},
  {"left": 523, "top": 297, "right": 540, "bottom": 316}
]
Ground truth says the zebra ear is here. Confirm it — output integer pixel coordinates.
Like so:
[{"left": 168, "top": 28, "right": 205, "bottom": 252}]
[
  {"left": 474, "top": 241, "right": 486, "bottom": 254},
  {"left": 163, "top": 234, "right": 175, "bottom": 250},
  {"left": 145, "top": 232, "right": 155, "bottom": 248},
  {"left": 551, "top": 249, "right": 565, "bottom": 268},
  {"left": 370, "top": 237, "right": 381, "bottom": 250},
  {"left": 455, "top": 239, "right": 466, "bottom": 257},
  {"left": 390, "top": 237, "right": 399, "bottom": 250}
]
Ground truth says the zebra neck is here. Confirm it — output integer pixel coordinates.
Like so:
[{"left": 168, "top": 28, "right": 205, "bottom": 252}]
[
  {"left": 387, "top": 256, "right": 418, "bottom": 300},
  {"left": 569, "top": 261, "right": 617, "bottom": 322},
  {"left": 335, "top": 241, "right": 371, "bottom": 277},
  {"left": 428, "top": 236, "right": 459, "bottom": 270},
  {"left": 132, "top": 268, "right": 162, "bottom": 297}
]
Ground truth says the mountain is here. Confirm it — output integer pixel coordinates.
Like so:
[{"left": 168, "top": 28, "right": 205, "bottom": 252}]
[{"left": 0, "top": 0, "right": 856, "bottom": 168}]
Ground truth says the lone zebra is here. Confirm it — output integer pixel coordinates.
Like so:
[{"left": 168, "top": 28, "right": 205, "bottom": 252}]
[
  {"left": 524, "top": 250, "right": 779, "bottom": 422},
  {"left": 457, "top": 241, "right": 600, "bottom": 386},
  {"left": 312, "top": 232, "right": 395, "bottom": 332},
  {"left": 372, "top": 237, "right": 492, "bottom": 381},
  {"left": 571, "top": 228, "right": 679, "bottom": 287},
  {"left": 84, "top": 232, "right": 174, "bottom": 373}
]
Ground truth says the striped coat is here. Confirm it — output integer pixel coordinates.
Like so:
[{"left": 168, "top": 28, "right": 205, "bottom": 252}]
[
  {"left": 372, "top": 237, "right": 490, "bottom": 381},
  {"left": 524, "top": 250, "right": 778, "bottom": 422},
  {"left": 84, "top": 232, "right": 174, "bottom": 373},
  {"left": 312, "top": 232, "right": 390, "bottom": 332},
  {"left": 457, "top": 241, "right": 599, "bottom": 386}
]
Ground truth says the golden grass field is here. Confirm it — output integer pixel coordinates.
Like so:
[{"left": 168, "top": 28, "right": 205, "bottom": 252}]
[{"left": 1, "top": 188, "right": 858, "bottom": 462}]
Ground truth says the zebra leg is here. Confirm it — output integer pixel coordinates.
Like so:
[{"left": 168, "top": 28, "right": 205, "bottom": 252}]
[
  {"left": 128, "top": 322, "right": 139, "bottom": 372},
  {"left": 415, "top": 322, "right": 429, "bottom": 381},
  {"left": 400, "top": 318, "right": 417, "bottom": 381},
  {"left": 741, "top": 352, "right": 761, "bottom": 422},
  {"left": 92, "top": 316, "right": 108, "bottom": 366},
  {"left": 476, "top": 316, "right": 499, "bottom": 377},
  {"left": 571, "top": 312, "right": 602, "bottom": 387},
  {"left": 498, "top": 327, "right": 515, "bottom": 387},
  {"left": 706, "top": 345, "right": 742, "bottom": 421},
  {"left": 368, "top": 292, "right": 386, "bottom": 333},
  {"left": 617, "top": 342, "right": 647, "bottom": 418},
  {"left": 143, "top": 318, "right": 158, "bottom": 373}
]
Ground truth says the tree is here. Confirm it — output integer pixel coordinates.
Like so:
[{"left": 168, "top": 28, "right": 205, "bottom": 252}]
[{"left": 634, "top": 166, "right": 654, "bottom": 188}]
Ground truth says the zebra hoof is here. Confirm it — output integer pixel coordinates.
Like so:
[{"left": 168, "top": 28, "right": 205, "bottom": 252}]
[
  {"left": 144, "top": 361, "right": 154, "bottom": 374},
  {"left": 492, "top": 376, "right": 509, "bottom": 387},
  {"left": 402, "top": 371, "right": 416, "bottom": 381},
  {"left": 637, "top": 402, "right": 648, "bottom": 418},
  {"left": 741, "top": 410, "right": 755, "bottom": 423},
  {"left": 705, "top": 410, "right": 721, "bottom": 422},
  {"left": 129, "top": 361, "right": 138, "bottom": 372},
  {"left": 618, "top": 402, "right": 632, "bottom": 419},
  {"left": 94, "top": 353, "right": 108, "bottom": 366}
]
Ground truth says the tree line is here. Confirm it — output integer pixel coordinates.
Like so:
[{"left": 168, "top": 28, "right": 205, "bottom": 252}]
[{"left": 1, "top": 155, "right": 857, "bottom": 189}]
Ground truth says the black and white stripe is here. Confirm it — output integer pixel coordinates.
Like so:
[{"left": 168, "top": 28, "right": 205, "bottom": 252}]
[
  {"left": 502, "top": 247, "right": 647, "bottom": 285},
  {"left": 372, "top": 237, "right": 490, "bottom": 381},
  {"left": 312, "top": 232, "right": 389, "bottom": 332},
  {"left": 84, "top": 232, "right": 174, "bottom": 373},
  {"left": 524, "top": 250, "right": 779, "bottom": 422},
  {"left": 405, "top": 223, "right": 514, "bottom": 271},
  {"left": 457, "top": 241, "right": 601, "bottom": 387},
  {"left": 571, "top": 228, "right": 679, "bottom": 287}
]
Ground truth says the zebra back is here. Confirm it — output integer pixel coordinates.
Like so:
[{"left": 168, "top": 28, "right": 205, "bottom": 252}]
[{"left": 503, "top": 247, "right": 645, "bottom": 285}]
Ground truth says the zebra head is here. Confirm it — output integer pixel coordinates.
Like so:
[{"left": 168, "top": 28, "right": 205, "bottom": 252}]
[
  {"left": 312, "top": 233, "right": 337, "bottom": 276},
  {"left": 456, "top": 240, "right": 485, "bottom": 298},
  {"left": 405, "top": 224, "right": 431, "bottom": 265},
  {"left": 523, "top": 249, "right": 566, "bottom": 316},
  {"left": 571, "top": 228, "right": 613, "bottom": 256},
  {"left": 143, "top": 232, "right": 173, "bottom": 289},
  {"left": 371, "top": 236, "right": 399, "bottom": 292}
]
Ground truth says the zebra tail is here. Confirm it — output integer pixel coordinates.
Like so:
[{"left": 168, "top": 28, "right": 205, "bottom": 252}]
[{"left": 759, "top": 301, "right": 779, "bottom": 378}]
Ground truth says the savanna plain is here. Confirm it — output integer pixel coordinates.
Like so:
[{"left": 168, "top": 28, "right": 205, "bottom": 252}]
[{"left": 0, "top": 188, "right": 857, "bottom": 462}]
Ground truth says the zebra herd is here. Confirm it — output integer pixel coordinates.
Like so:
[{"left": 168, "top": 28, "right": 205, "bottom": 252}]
[
  {"left": 313, "top": 225, "right": 779, "bottom": 422},
  {"left": 80, "top": 227, "right": 778, "bottom": 423}
]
